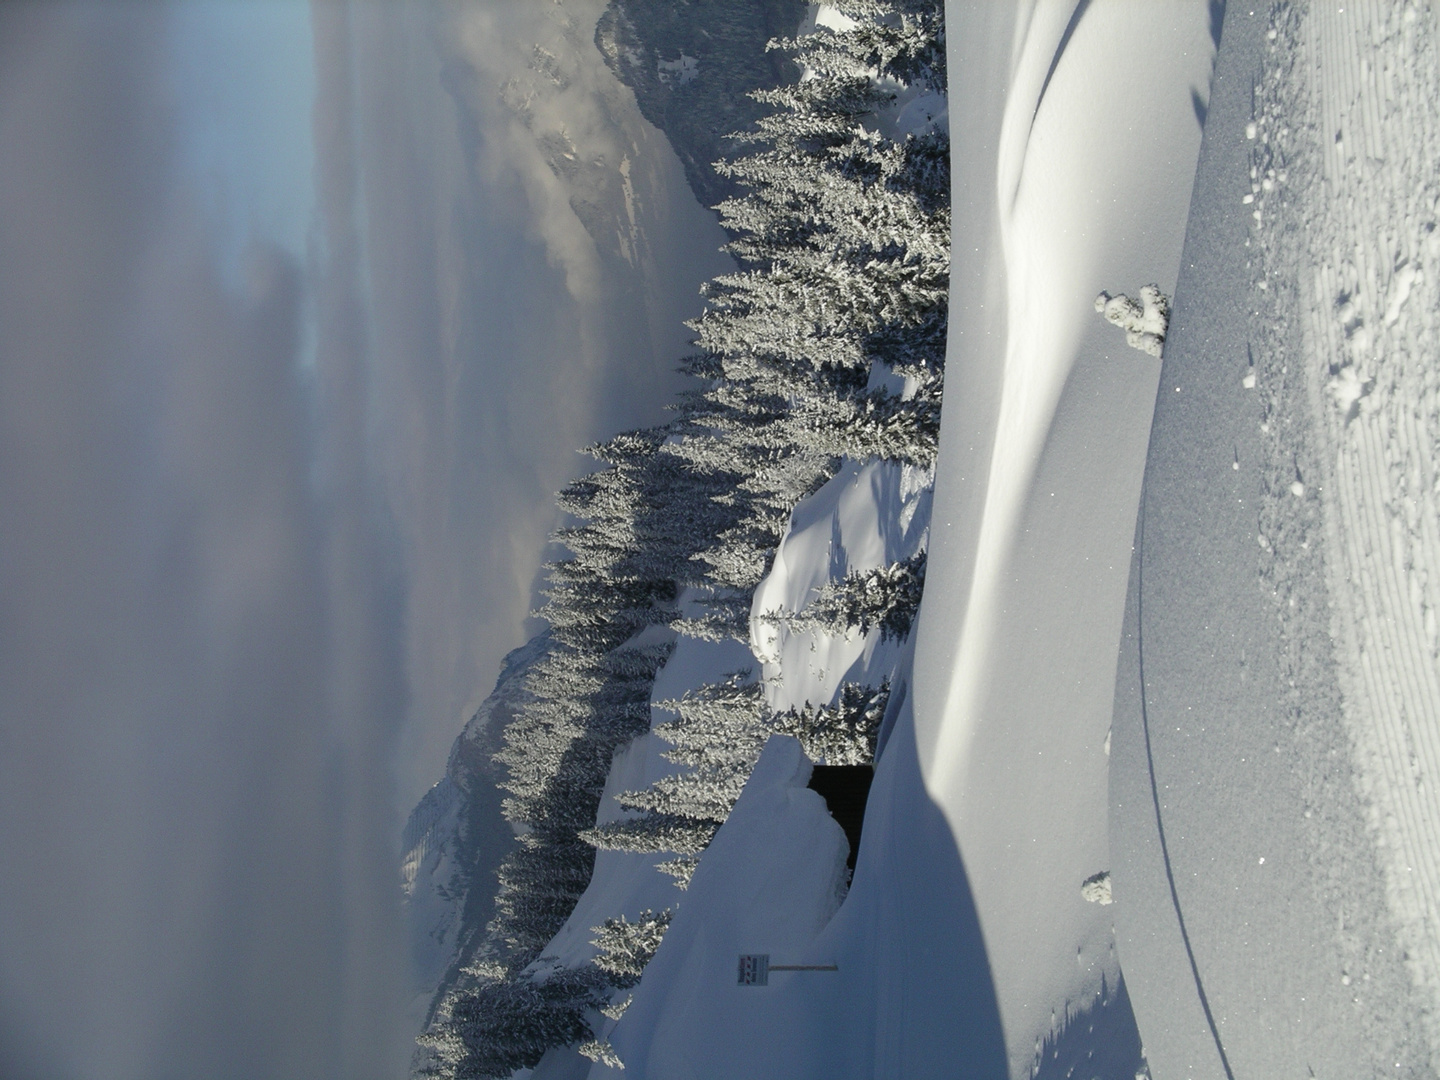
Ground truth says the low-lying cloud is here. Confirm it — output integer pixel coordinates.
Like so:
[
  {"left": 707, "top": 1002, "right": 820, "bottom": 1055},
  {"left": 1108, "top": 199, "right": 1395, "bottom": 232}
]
[
  {"left": 344, "top": 0, "right": 732, "bottom": 807},
  {"left": 0, "top": 1, "right": 731, "bottom": 1075},
  {"left": 0, "top": 6, "right": 406, "bottom": 1077}
]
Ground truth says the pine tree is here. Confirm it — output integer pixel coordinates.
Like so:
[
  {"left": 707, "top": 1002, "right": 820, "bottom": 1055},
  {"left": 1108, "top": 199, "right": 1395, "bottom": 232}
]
[
  {"left": 577, "top": 1039, "right": 625, "bottom": 1069},
  {"left": 590, "top": 908, "right": 673, "bottom": 987},
  {"left": 418, "top": 967, "right": 606, "bottom": 1080},
  {"left": 764, "top": 551, "right": 926, "bottom": 643},
  {"left": 613, "top": 767, "right": 750, "bottom": 823},
  {"left": 773, "top": 681, "right": 891, "bottom": 765},
  {"left": 580, "top": 812, "right": 718, "bottom": 856},
  {"left": 655, "top": 853, "right": 702, "bottom": 889},
  {"left": 653, "top": 673, "right": 772, "bottom": 769}
]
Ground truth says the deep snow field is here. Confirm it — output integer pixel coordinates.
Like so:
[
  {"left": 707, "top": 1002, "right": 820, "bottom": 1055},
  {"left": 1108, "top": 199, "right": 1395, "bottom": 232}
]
[{"left": 411, "top": 2, "right": 1440, "bottom": 1077}]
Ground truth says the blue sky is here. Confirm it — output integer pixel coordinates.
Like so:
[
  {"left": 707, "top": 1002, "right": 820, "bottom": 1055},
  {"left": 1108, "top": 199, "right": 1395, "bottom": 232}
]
[{"left": 170, "top": 1, "right": 316, "bottom": 287}]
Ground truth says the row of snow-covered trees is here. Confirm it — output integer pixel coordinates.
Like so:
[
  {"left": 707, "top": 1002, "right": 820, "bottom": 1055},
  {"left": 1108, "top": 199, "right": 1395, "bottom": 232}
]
[{"left": 415, "top": 3, "right": 947, "bottom": 1075}]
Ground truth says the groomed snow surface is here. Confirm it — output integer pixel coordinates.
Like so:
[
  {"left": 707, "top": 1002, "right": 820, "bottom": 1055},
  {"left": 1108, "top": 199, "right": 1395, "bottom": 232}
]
[
  {"left": 1110, "top": 0, "right": 1440, "bottom": 1076},
  {"left": 1290, "top": 0, "right": 1440, "bottom": 1054},
  {"left": 516, "top": 2, "right": 1440, "bottom": 1078}
]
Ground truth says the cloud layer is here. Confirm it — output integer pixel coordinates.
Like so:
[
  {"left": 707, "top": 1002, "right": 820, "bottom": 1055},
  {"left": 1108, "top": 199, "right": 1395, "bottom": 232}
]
[
  {"left": 344, "top": 0, "right": 732, "bottom": 807},
  {"left": 0, "top": 6, "right": 406, "bottom": 1077},
  {"left": 0, "top": 1, "right": 731, "bottom": 1075}
]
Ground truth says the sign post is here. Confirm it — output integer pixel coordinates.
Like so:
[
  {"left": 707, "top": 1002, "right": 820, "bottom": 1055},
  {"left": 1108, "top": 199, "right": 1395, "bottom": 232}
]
[{"left": 737, "top": 954, "right": 838, "bottom": 986}]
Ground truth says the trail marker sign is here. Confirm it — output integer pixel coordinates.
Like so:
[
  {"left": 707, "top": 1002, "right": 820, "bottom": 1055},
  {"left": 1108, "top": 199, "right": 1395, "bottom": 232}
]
[
  {"left": 737, "top": 953, "right": 769, "bottom": 985},
  {"left": 737, "top": 954, "right": 838, "bottom": 985}
]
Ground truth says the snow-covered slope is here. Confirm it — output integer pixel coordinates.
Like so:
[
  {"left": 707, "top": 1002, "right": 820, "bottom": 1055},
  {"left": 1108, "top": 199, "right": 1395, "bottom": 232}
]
[
  {"left": 559, "top": 3, "right": 1218, "bottom": 1077},
  {"left": 752, "top": 459, "right": 932, "bottom": 712},
  {"left": 1111, "top": 2, "right": 1440, "bottom": 1076},
  {"left": 607, "top": 736, "right": 852, "bottom": 1077},
  {"left": 1286, "top": 0, "right": 1440, "bottom": 1054},
  {"left": 521, "top": 624, "right": 757, "bottom": 982},
  {"left": 906, "top": 3, "right": 1214, "bottom": 1076}
]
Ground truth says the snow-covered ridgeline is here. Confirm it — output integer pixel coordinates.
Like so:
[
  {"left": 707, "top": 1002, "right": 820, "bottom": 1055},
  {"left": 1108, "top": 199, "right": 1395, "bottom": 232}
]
[
  {"left": 401, "top": 632, "right": 550, "bottom": 1035},
  {"left": 1278, "top": 0, "right": 1440, "bottom": 1052},
  {"left": 402, "top": 778, "right": 467, "bottom": 990}
]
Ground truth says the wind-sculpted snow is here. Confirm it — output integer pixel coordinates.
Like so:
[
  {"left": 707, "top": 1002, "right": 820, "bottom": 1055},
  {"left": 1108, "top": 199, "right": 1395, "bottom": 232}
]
[{"left": 902, "top": 3, "right": 1213, "bottom": 1076}]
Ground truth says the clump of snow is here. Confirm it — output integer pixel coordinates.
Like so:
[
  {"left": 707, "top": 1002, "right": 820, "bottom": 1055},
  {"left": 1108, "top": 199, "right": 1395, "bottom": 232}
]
[
  {"left": 1383, "top": 260, "right": 1421, "bottom": 326},
  {"left": 577, "top": 1039, "right": 624, "bottom": 1069},
  {"left": 811, "top": 3, "right": 859, "bottom": 34},
  {"left": 1327, "top": 363, "right": 1369, "bottom": 419},
  {"left": 1080, "top": 871, "right": 1113, "bottom": 906},
  {"left": 1093, "top": 285, "right": 1171, "bottom": 357}
]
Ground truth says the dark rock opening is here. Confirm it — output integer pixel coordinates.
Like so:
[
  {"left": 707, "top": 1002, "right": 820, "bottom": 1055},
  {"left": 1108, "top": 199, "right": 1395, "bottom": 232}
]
[{"left": 807, "top": 764, "right": 874, "bottom": 872}]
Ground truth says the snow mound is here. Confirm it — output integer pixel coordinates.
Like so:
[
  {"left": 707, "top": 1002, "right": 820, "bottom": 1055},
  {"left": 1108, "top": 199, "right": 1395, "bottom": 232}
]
[
  {"left": 606, "top": 736, "right": 850, "bottom": 1076},
  {"left": 1080, "top": 871, "right": 1113, "bottom": 906},
  {"left": 750, "top": 459, "right": 931, "bottom": 709}
]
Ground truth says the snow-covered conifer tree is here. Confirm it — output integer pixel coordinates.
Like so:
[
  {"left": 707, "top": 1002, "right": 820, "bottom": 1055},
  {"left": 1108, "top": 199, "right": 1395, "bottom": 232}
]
[
  {"left": 765, "top": 551, "right": 926, "bottom": 643},
  {"left": 580, "top": 812, "right": 718, "bottom": 856},
  {"left": 417, "top": 966, "right": 605, "bottom": 1080},
  {"left": 773, "top": 681, "right": 891, "bottom": 765},
  {"left": 590, "top": 908, "right": 673, "bottom": 987}
]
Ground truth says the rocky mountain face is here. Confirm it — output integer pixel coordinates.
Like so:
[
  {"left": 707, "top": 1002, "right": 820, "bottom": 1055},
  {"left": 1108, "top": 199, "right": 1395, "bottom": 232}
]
[
  {"left": 400, "top": 632, "right": 551, "bottom": 1029},
  {"left": 594, "top": 0, "right": 809, "bottom": 211}
]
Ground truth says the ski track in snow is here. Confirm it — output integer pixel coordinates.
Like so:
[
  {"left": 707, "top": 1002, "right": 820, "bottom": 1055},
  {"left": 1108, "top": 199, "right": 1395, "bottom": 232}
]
[{"left": 1257, "top": 0, "right": 1440, "bottom": 1053}]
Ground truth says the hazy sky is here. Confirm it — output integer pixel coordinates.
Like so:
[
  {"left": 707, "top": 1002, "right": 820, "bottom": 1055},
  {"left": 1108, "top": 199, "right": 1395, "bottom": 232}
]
[{"left": 0, "top": 2, "right": 727, "bottom": 1076}]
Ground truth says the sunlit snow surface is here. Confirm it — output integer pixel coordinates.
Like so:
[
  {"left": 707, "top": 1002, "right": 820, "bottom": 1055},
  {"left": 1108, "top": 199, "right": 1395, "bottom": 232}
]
[
  {"left": 750, "top": 459, "right": 932, "bottom": 708},
  {"left": 913, "top": 3, "right": 1213, "bottom": 1076}
]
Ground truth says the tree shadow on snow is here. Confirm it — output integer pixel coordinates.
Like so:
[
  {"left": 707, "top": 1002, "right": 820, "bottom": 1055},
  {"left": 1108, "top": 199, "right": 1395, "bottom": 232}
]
[{"left": 1030, "top": 971, "right": 1149, "bottom": 1080}]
